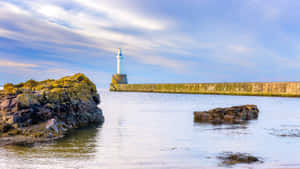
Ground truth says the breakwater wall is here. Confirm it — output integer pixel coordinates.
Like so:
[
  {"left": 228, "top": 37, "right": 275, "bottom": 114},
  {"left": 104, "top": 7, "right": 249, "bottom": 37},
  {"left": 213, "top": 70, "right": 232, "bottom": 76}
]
[{"left": 110, "top": 82, "right": 300, "bottom": 97}]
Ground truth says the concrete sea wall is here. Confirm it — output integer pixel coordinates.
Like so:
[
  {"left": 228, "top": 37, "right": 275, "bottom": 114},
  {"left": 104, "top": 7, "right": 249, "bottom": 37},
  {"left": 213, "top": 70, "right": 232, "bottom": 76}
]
[{"left": 110, "top": 82, "right": 300, "bottom": 97}]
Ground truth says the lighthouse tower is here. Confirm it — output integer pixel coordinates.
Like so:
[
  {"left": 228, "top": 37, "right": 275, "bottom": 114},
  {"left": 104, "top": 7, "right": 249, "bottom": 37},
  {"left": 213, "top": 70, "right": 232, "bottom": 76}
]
[
  {"left": 116, "top": 48, "right": 123, "bottom": 74},
  {"left": 111, "top": 48, "right": 128, "bottom": 85}
]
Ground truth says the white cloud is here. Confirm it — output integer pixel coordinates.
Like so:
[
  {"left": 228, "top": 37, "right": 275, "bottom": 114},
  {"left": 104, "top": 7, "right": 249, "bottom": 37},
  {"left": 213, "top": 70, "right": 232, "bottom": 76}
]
[
  {"left": 0, "top": 59, "right": 38, "bottom": 68},
  {"left": 0, "top": 1, "right": 190, "bottom": 72},
  {"left": 0, "top": 1, "right": 29, "bottom": 15},
  {"left": 73, "top": 0, "right": 167, "bottom": 31},
  {"left": 4, "top": 0, "right": 299, "bottom": 77},
  {"left": 228, "top": 45, "right": 252, "bottom": 54},
  {"left": 36, "top": 4, "right": 68, "bottom": 19},
  {"left": 0, "top": 56, "right": 111, "bottom": 86},
  {"left": 140, "top": 55, "right": 186, "bottom": 72}
]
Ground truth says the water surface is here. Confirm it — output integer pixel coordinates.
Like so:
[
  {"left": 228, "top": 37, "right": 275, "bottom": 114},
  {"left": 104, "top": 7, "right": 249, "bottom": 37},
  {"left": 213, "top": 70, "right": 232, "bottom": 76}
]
[{"left": 1, "top": 91, "right": 300, "bottom": 169}]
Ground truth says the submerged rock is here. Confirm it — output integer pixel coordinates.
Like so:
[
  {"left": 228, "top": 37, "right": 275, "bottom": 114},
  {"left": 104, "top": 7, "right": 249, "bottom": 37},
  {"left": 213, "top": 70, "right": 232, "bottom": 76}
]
[
  {"left": 194, "top": 105, "right": 259, "bottom": 124},
  {"left": 268, "top": 128, "right": 300, "bottom": 137},
  {"left": 0, "top": 73, "right": 104, "bottom": 146},
  {"left": 217, "top": 152, "right": 262, "bottom": 165}
]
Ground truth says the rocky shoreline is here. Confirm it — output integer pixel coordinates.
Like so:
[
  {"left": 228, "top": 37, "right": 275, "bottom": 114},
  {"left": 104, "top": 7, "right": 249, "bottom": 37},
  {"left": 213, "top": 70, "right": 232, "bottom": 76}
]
[{"left": 0, "top": 73, "right": 104, "bottom": 146}]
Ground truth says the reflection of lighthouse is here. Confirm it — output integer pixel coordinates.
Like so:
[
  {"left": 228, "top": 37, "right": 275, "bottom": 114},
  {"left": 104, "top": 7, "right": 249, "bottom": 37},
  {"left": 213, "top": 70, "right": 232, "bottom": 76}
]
[
  {"left": 116, "top": 48, "right": 123, "bottom": 74},
  {"left": 111, "top": 48, "right": 128, "bottom": 85}
]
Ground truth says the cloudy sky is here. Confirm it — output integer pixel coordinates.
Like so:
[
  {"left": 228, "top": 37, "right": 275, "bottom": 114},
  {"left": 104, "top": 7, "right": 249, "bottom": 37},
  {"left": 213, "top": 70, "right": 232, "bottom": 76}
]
[{"left": 1, "top": 0, "right": 300, "bottom": 88}]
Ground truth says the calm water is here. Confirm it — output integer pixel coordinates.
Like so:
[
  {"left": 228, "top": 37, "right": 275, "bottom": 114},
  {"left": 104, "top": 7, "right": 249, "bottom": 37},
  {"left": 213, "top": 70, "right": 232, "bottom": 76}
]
[{"left": 1, "top": 91, "right": 300, "bottom": 169}]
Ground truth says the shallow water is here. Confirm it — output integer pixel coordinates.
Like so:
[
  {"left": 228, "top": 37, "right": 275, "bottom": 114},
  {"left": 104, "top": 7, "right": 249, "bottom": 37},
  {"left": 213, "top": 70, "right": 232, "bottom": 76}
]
[{"left": 1, "top": 91, "right": 300, "bottom": 169}]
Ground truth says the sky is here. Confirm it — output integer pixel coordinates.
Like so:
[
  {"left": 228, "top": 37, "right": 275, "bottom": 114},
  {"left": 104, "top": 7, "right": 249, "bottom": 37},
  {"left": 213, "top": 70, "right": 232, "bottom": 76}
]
[{"left": 1, "top": 0, "right": 300, "bottom": 88}]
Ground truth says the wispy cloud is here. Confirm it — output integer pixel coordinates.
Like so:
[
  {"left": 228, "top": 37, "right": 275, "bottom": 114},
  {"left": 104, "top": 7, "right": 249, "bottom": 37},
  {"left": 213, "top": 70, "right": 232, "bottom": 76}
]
[
  {"left": 1, "top": 0, "right": 300, "bottom": 85},
  {"left": 138, "top": 55, "right": 186, "bottom": 72},
  {"left": 227, "top": 44, "right": 252, "bottom": 54},
  {"left": 73, "top": 0, "right": 168, "bottom": 31},
  {"left": 0, "top": 59, "right": 38, "bottom": 68},
  {"left": 0, "top": 1, "right": 186, "bottom": 72}
]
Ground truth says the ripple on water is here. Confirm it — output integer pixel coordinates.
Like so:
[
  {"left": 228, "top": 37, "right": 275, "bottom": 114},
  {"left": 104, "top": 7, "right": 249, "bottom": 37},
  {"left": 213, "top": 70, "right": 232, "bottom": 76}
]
[{"left": 1, "top": 91, "right": 300, "bottom": 169}]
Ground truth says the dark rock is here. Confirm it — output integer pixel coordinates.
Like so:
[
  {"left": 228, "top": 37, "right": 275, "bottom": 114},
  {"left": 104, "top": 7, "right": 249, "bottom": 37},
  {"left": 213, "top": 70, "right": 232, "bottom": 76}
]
[
  {"left": 194, "top": 105, "right": 259, "bottom": 124},
  {"left": 0, "top": 73, "right": 104, "bottom": 146},
  {"left": 0, "top": 123, "right": 13, "bottom": 133},
  {"left": 217, "top": 152, "right": 262, "bottom": 165}
]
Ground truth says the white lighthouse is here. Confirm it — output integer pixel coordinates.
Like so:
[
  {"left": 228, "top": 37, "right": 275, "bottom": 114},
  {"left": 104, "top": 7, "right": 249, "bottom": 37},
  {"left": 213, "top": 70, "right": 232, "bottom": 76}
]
[
  {"left": 116, "top": 48, "right": 123, "bottom": 74},
  {"left": 111, "top": 48, "right": 128, "bottom": 86}
]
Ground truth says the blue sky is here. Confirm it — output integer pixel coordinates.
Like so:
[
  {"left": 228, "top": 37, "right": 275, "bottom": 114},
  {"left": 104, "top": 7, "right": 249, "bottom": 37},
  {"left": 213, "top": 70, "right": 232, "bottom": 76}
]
[{"left": 1, "top": 0, "right": 300, "bottom": 88}]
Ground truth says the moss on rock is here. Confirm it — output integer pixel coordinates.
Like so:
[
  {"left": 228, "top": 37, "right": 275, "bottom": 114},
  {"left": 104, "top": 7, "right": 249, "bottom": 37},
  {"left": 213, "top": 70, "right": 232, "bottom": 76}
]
[
  {"left": 17, "top": 93, "right": 40, "bottom": 108},
  {"left": 0, "top": 73, "right": 104, "bottom": 146},
  {"left": 3, "top": 73, "right": 99, "bottom": 104}
]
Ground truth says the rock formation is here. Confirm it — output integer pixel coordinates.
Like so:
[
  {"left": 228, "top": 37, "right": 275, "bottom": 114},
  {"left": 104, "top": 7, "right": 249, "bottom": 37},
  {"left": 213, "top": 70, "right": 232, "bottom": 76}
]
[
  {"left": 194, "top": 105, "right": 259, "bottom": 124},
  {"left": 217, "top": 152, "right": 262, "bottom": 165},
  {"left": 0, "top": 73, "right": 104, "bottom": 146}
]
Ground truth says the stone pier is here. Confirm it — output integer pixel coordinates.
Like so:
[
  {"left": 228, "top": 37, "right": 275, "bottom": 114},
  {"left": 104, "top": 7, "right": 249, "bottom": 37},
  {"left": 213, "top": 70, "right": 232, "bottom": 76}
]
[{"left": 109, "top": 82, "right": 300, "bottom": 97}]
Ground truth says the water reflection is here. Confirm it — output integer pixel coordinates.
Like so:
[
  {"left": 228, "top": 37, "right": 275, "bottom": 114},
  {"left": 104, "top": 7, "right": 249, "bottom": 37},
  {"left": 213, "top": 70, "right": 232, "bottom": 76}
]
[{"left": 5, "top": 126, "right": 102, "bottom": 159}]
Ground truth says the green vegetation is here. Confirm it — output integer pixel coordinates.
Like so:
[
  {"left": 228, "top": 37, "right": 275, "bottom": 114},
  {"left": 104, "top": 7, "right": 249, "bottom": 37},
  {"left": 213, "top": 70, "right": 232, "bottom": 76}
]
[{"left": 2, "top": 73, "right": 99, "bottom": 106}]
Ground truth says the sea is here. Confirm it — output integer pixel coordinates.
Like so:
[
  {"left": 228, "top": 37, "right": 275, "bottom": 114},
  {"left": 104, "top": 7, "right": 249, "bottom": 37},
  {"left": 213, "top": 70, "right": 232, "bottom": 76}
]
[{"left": 0, "top": 90, "right": 300, "bottom": 169}]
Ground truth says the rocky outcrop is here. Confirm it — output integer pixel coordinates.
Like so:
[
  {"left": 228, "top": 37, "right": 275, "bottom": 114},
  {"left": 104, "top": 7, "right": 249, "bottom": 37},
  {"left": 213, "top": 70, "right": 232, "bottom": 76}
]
[
  {"left": 0, "top": 73, "right": 104, "bottom": 146},
  {"left": 217, "top": 152, "right": 262, "bottom": 165},
  {"left": 194, "top": 105, "right": 259, "bottom": 124}
]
